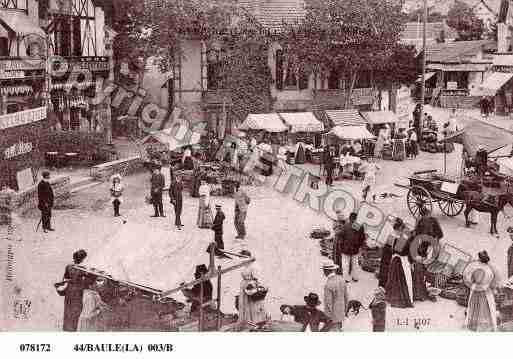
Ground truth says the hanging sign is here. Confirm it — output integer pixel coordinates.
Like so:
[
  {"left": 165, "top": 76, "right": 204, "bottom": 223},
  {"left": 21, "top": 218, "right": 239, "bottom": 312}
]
[
  {"left": 4, "top": 141, "right": 33, "bottom": 160},
  {"left": 0, "top": 59, "right": 45, "bottom": 71},
  {"left": 0, "top": 107, "right": 47, "bottom": 130}
]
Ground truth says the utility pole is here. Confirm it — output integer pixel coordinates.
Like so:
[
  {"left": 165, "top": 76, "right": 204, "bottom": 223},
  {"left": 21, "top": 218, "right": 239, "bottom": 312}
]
[{"left": 420, "top": 0, "right": 427, "bottom": 115}]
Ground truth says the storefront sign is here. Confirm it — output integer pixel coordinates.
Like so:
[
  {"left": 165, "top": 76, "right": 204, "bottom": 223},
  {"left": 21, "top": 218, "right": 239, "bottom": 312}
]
[
  {"left": 447, "top": 82, "right": 458, "bottom": 90},
  {"left": 0, "top": 71, "right": 26, "bottom": 79},
  {"left": 52, "top": 57, "right": 110, "bottom": 74},
  {"left": 16, "top": 168, "right": 34, "bottom": 191},
  {"left": 0, "top": 59, "right": 45, "bottom": 72},
  {"left": 493, "top": 66, "right": 513, "bottom": 73},
  {"left": 4, "top": 141, "right": 33, "bottom": 160},
  {"left": 0, "top": 107, "right": 47, "bottom": 130}
]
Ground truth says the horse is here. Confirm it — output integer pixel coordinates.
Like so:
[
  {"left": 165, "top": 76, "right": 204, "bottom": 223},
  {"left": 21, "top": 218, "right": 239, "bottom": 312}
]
[{"left": 462, "top": 192, "right": 513, "bottom": 236}]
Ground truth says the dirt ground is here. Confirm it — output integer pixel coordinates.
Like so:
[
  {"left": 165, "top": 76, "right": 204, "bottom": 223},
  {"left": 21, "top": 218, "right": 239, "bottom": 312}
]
[{"left": 3, "top": 110, "right": 513, "bottom": 332}]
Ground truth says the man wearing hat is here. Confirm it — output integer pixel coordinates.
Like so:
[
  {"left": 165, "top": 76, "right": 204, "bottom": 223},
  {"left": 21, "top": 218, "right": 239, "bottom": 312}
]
[
  {"left": 169, "top": 176, "right": 183, "bottom": 229},
  {"left": 322, "top": 259, "right": 348, "bottom": 331},
  {"left": 182, "top": 264, "right": 213, "bottom": 313},
  {"left": 38, "top": 170, "right": 55, "bottom": 233},
  {"left": 150, "top": 167, "right": 165, "bottom": 217},
  {"left": 212, "top": 205, "right": 226, "bottom": 256},
  {"left": 280, "top": 293, "right": 333, "bottom": 331},
  {"left": 475, "top": 144, "right": 488, "bottom": 177}
]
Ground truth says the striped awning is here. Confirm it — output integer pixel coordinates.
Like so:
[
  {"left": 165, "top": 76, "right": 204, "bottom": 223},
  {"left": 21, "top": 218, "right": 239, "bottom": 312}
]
[
  {"left": 361, "top": 111, "right": 400, "bottom": 125},
  {"left": 325, "top": 110, "right": 366, "bottom": 127},
  {"left": 279, "top": 112, "right": 324, "bottom": 133},
  {"left": 328, "top": 126, "right": 375, "bottom": 140},
  {"left": 416, "top": 72, "right": 436, "bottom": 82},
  {"left": 239, "top": 113, "right": 287, "bottom": 132}
]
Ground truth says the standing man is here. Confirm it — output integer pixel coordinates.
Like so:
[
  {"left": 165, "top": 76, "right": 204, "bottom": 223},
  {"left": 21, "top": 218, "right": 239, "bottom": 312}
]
[
  {"left": 212, "top": 205, "right": 226, "bottom": 257},
  {"left": 475, "top": 145, "right": 488, "bottom": 177},
  {"left": 234, "top": 182, "right": 250, "bottom": 239},
  {"left": 325, "top": 146, "right": 335, "bottom": 186},
  {"left": 169, "top": 177, "right": 184, "bottom": 230},
  {"left": 322, "top": 259, "right": 348, "bottom": 331},
  {"left": 150, "top": 167, "right": 165, "bottom": 218},
  {"left": 38, "top": 170, "right": 55, "bottom": 233},
  {"left": 337, "top": 212, "right": 365, "bottom": 283}
]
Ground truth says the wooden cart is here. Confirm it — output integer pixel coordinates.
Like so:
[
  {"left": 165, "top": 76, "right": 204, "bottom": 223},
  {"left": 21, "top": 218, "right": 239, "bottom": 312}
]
[{"left": 395, "top": 169, "right": 466, "bottom": 218}]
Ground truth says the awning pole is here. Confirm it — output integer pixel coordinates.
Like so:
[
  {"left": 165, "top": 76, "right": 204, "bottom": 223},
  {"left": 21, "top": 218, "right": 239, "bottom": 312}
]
[{"left": 420, "top": 0, "right": 427, "bottom": 114}]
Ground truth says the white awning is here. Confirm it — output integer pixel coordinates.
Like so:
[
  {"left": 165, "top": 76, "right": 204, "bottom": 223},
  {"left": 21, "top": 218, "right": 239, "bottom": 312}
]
[
  {"left": 416, "top": 72, "right": 436, "bottom": 82},
  {"left": 0, "top": 11, "right": 45, "bottom": 37},
  {"left": 328, "top": 125, "right": 375, "bottom": 140},
  {"left": 325, "top": 110, "right": 366, "bottom": 127},
  {"left": 471, "top": 72, "right": 513, "bottom": 96},
  {"left": 239, "top": 113, "right": 287, "bottom": 132},
  {"left": 361, "top": 111, "right": 400, "bottom": 125},
  {"left": 140, "top": 128, "right": 200, "bottom": 151},
  {"left": 279, "top": 112, "right": 324, "bottom": 133}
]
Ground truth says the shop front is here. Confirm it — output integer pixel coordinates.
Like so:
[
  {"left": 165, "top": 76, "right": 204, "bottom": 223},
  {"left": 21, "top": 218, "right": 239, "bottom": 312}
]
[{"left": 0, "top": 106, "right": 48, "bottom": 191}]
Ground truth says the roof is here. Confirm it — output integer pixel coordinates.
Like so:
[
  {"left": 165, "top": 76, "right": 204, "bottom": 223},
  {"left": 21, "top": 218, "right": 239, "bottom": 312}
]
[
  {"left": 425, "top": 40, "right": 496, "bottom": 63},
  {"left": 239, "top": 113, "right": 288, "bottom": 132},
  {"left": 324, "top": 109, "right": 366, "bottom": 127},
  {"left": 443, "top": 120, "right": 513, "bottom": 157},
  {"left": 361, "top": 111, "right": 400, "bottom": 125},
  {"left": 328, "top": 125, "right": 375, "bottom": 140},
  {"left": 405, "top": 0, "right": 502, "bottom": 16},
  {"left": 279, "top": 112, "right": 324, "bottom": 132},
  {"left": 239, "top": 0, "right": 306, "bottom": 30},
  {"left": 470, "top": 71, "right": 513, "bottom": 96},
  {"left": 0, "top": 10, "right": 45, "bottom": 37},
  {"left": 401, "top": 22, "right": 457, "bottom": 41}
]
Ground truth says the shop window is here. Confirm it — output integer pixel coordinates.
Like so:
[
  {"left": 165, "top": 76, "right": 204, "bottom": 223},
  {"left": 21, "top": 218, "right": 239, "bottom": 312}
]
[
  {"left": 275, "top": 49, "right": 284, "bottom": 90},
  {"left": 206, "top": 48, "right": 225, "bottom": 90},
  {"left": 6, "top": 103, "right": 21, "bottom": 113},
  {"left": 54, "top": 18, "right": 72, "bottom": 56},
  {"left": 284, "top": 61, "right": 297, "bottom": 88},
  {"left": 0, "top": 37, "right": 8, "bottom": 56}
]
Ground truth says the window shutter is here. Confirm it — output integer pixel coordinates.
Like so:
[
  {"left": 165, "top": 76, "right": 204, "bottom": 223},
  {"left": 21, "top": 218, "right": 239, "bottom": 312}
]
[{"left": 275, "top": 49, "right": 284, "bottom": 90}]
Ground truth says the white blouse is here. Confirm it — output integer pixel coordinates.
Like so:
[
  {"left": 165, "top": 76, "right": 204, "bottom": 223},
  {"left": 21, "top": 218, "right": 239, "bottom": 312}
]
[{"left": 199, "top": 184, "right": 211, "bottom": 205}]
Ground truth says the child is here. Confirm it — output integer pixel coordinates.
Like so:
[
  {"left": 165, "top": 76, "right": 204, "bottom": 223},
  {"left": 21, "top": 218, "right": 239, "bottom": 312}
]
[{"left": 368, "top": 287, "right": 387, "bottom": 332}]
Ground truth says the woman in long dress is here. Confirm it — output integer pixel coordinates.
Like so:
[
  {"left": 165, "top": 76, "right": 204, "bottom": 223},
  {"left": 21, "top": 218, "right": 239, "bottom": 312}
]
[
  {"left": 197, "top": 181, "right": 213, "bottom": 228},
  {"left": 412, "top": 240, "right": 430, "bottom": 302},
  {"left": 385, "top": 231, "right": 414, "bottom": 308},
  {"left": 77, "top": 277, "right": 110, "bottom": 331},
  {"left": 378, "top": 218, "right": 404, "bottom": 288},
  {"left": 374, "top": 129, "right": 386, "bottom": 158},
  {"left": 238, "top": 267, "right": 268, "bottom": 326},
  {"left": 465, "top": 251, "right": 500, "bottom": 332},
  {"left": 60, "top": 249, "right": 87, "bottom": 331}
]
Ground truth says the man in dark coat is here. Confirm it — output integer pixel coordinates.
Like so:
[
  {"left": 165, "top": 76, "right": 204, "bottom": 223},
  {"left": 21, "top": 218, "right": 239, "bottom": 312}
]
[
  {"left": 212, "top": 205, "right": 226, "bottom": 256},
  {"left": 38, "top": 170, "right": 55, "bottom": 233},
  {"left": 475, "top": 145, "right": 488, "bottom": 177},
  {"left": 169, "top": 177, "right": 183, "bottom": 229},
  {"left": 336, "top": 212, "right": 365, "bottom": 282},
  {"left": 324, "top": 146, "right": 336, "bottom": 186},
  {"left": 150, "top": 167, "right": 165, "bottom": 217}
]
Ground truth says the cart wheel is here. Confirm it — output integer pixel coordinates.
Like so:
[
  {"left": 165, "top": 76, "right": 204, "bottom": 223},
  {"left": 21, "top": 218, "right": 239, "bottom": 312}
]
[
  {"left": 438, "top": 199, "right": 464, "bottom": 217},
  {"left": 407, "top": 186, "right": 433, "bottom": 218}
]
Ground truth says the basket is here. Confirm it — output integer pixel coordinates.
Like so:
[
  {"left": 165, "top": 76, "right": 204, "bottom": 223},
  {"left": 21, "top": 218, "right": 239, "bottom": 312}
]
[
  {"left": 440, "top": 286, "right": 459, "bottom": 300},
  {"left": 248, "top": 287, "right": 268, "bottom": 302}
]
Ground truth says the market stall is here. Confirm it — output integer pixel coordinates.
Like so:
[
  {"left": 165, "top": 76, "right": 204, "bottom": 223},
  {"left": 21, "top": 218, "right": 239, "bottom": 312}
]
[
  {"left": 278, "top": 112, "right": 324, "bottom": 164},
  {"left": 238, "top": 113, "right": 287, "bottom": 143},
  {"left": 71, "top": 223, "right": 255, "bottom": 331},
  {"left": 361, "top": 110, "right": 400, "bottom": 136}
]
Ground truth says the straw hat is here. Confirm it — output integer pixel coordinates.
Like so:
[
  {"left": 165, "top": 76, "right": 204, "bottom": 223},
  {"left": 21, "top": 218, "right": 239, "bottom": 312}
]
[
  {"left": 304, "top": 292, "right": 321, "bottom": 306},
  {"left": 321, "top": 259, "right": 339, "bottom": 271}
]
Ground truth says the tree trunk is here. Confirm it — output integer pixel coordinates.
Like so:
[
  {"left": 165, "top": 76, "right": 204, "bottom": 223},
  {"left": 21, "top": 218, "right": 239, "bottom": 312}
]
[{"left": 345, "top": 72, "right": 358, "bottom": 109}]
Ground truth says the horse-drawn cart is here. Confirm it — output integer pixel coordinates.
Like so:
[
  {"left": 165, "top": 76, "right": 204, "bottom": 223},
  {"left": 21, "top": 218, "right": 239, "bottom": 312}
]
[{"left": 395, "top": 170, "right": 466, "bottom": 218}]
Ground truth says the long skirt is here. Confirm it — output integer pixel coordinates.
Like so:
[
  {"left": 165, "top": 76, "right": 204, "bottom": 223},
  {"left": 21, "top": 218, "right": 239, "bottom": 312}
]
[
  {"left": 378, "top": 245, "right": 393, "bottom": 288},
  {"left": 392, "top": 140, "right": 406, "bottom": 161},
  {"left": 63, "top": 287, "right": 83, "bottom": 331},
  {"left": 77, "top": 315, "right": 100, "bottom": 332},
  {"left": 197, "top": 197, "right": 213, "bottom": 228},
  {"left": 466, "top": 288, "right": 497, "bottom": 331},
  {"left": 385, "top": 255, "right": 413, "bottom": 308},
  {"left": 295, "top": 145, "right": 306, "bottom": 164},
  {"left": 412, "top": 262, "right": 429, "bottom": 302}
]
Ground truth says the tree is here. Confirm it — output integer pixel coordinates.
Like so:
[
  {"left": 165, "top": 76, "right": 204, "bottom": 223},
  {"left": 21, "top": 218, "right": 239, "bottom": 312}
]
[
  {"left": 446, "top": 1, "right": 484, "bottom": 41},
  {"left": 281, "top": 0, "right": 416, "bottom": 108}
]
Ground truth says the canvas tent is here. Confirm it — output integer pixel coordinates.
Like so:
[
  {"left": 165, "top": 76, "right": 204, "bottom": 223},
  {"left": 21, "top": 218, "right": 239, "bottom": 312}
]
[
  {"left": 279, "top": 112, "right": 324, "bottom": 133},
  {"left": 239, "top": 113, "right": 287, "bottom": 132},
  {"left": 361, "top": 111, "right": 399, "bottom": 125},
  {"left": 443, "top": 120, "right": 513, "bottom": 158},
  {"left": 140, "top": 127, "right": 201, "bottom": 152},
  {"left": 328, "top": 125, "right": 375, "bottom": 140}
]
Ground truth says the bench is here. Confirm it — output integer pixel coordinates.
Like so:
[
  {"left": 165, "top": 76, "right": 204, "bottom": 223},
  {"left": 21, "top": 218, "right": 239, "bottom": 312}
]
[{"left": 90, "top": 156, "right": 144, "bottom": 182}]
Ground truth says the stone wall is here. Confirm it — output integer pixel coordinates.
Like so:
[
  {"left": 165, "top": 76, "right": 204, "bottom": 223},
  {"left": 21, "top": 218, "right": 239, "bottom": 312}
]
[
  {"left": 90, "top": 156, "right": 144, "bottom": 182},
  {"left": 12, "top": 175, "right": 71, "bottom": 214}
]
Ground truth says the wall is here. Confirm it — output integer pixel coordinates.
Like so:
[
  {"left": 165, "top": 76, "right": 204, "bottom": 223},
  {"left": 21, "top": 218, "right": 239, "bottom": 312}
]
[{"left": 94, "top": 6, "right": 105, "bottom": 56}]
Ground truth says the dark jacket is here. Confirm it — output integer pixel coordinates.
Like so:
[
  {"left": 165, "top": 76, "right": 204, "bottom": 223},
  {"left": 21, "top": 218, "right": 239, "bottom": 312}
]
[
  {"left": 169, "top": 181, "right": 183, "bottom": 209},
  {"left": 150, "top": 173, "right": 165, "bottom": 194},
  {"left": 341, "top": 146, "right": 355, "bottom": 156},
  {"left": 415, "top": 216, "right": 443, "bottom": 241},
  {"left": 336, "top": 222, "right": 365, "bottom": 256},
  {"left": 369, "top": 300, "right": 386, "bottom": 329},
  {"left": 212, "top": 211, "right": 225, "bottom": 233},
  {"left": 287, "top": 305, "right": 333, "bottom": 332},
  {"left": 37, "top": 180, "right": 54, "bottom": 209},
  {"left": 475, "top": 149, "right": 488, "bottom": 168}
]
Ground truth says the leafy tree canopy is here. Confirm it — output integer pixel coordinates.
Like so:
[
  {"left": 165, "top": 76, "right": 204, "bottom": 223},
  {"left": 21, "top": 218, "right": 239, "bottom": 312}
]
[{"left": 446, "top": 0, "right": 484, "bottom": 41}]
